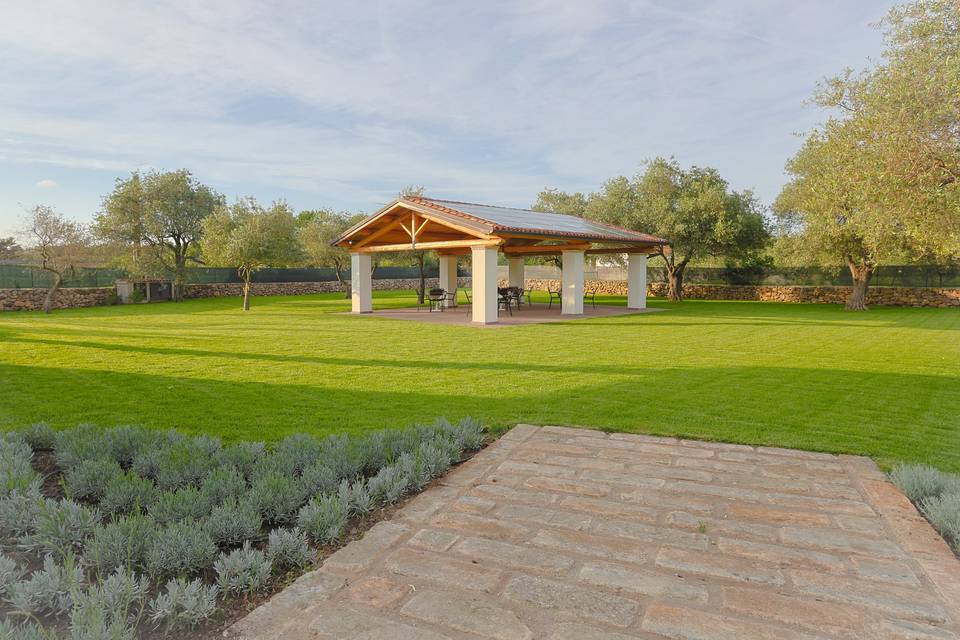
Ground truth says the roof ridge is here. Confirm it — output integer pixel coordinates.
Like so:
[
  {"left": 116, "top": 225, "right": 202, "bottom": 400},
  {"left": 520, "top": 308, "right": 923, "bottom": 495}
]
[{"left": 411, "top": 196, "right": 559, "bottom": 216}]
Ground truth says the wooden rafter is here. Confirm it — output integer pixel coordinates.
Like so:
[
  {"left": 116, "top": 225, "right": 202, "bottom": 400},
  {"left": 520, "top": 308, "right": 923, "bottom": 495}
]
[{"left": 353, "top": 238, "right": 501, "bottom": 254}]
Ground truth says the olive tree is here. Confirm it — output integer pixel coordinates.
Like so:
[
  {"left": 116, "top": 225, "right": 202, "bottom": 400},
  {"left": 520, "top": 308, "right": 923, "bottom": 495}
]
[
  {"left": 775, "top": 0, "right": 960, "bottom": 310},
  {"left": 297, "top": 209, "right": 365, "bottom": 297},
  {"left": 22, "top": 205, "right": 92, "bottom": 313},
  {"left": 201, "top": 199, "right": 304, "bottom": 310}
]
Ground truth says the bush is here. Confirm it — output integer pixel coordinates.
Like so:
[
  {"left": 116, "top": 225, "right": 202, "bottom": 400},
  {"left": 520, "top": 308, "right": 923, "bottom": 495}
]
[
  {"left": 250, "top": 474, "right": 301, "bottom": 526},
  {"left": 206, "top": 498, "right": 262, "bottom": 547},
  {"left": 299, "top": 463, "right": 338, "bottom": 501},
  {"left": 65, "top": 459, "right": 123, "bottom": 502},
  {"left": 83, "top": 513, "right": 156, "bottom": 575},
  {"left": 214, "top": 541, "right": 271, "bottom": 596},
  {"left": 6, "top": 552, "right": 85, "bottom": 616},
  {"left": 21, "top": 423, "right": 57, "bottom": 451},
  {"left": 148, "top": 577, "right": 219, "bottom": 631},
  {"left": 0, "top": 432, "right": 39, "bottom": 498},
  {"left": 149, "top": 488, "right": 212, "bottom": 525},
  {"left": 297, "top": 495, "right": 346, "bottom": 545},
  {"left": 93, "top": 567, "right": 150, "bottom": 621},
  {"left": 154, "top": 438, "right": 220, "bottom": 491},
  {"left": 367, "top": 464, "right": 409, "bottom": 506},
  {"left": 0, "top": 619, "right": 47, "bottom": 640},
  {"left": 266, "top": 527, "right": 314, "bottom": 572},
  {"left": 0, "top": 551, "right": 23, "bottom": 597},
  {"left": 217, "top": 441, "right": 266, "bottom": 480},
  {"left": 130, "top": 429, "right": 186, "bottom": 480},
  {"left": 397, "top": 452, "right": 430, "bottom": 492},
  {"left": 100, "top": 472, "right": 159, "bottom": 516},
  {"left": 0, "top": 483, "right": 43, "bottom": 539},
  {"left": 103, "top": 425, "right": 156, "bottom": 468},
  {"left": 275, "top": 433, "right": 324, "bottom": 476},
  {"left": 920, "top": 492, "right": 960, "bottom": 550},
  {"left": 21, "top": 499, "right": 101, "bottom": 558},
  {"left": 68, "top": 569, "right": 149, "bottom": 640},
  {"left": 890, "top": 464, "right": 960, "bottom": 502},
  {"left": 337, "top": 479, "right": 372, "bottom": 517},
  {"left": 145, "top": 521, "right": 217, "bottom": 579},
  {"left": 200, "top": 466, "right": 247, "bottom": 507},
  {"left": 55, "top": 425, "right": 109, "bottom": 471}
]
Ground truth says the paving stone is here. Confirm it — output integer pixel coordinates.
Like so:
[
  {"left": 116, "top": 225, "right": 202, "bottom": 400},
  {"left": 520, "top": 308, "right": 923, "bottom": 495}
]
[
  {"left": 401, "top": 589, "right": 533, "bottom": 640},
  {"left": 641, "top": 602, "right": 828, "bottom": 640},
  {"left": 597, "top": 447, "right": 674, "bottom": 465},
  {"left": 495, "top": 503, "right": 592, "bottom": 531},
  {"left": 384, "top": 547, "right": 502, "bottom": 592},
  {"left": 345, "top": 575, "right": 412, "bottom": 609},
  {"left": 501, "top": 424, "right": 541, "bottom": 442},
  {"left": 627, "top": 463, "right": 713, "bottom": 483},
  {"left": 227, "top": 570, "right": 346, "bottom": 639},
  {"left": 558, "top": 495, "right": 660, "bottom": 523},
  {"left": 666, "top": 510, "right": 780, "bottom": 542},
  {"left": 723, "top": 502, "right": 833, "bottom": 527},
  {"left": 764, "top": 491, "right": 877, "bottom": 517},
  {"left": 655, "top": 546, "right": 785, "bottom": 586},
  {"left": 549, "top": 622, "right": 645, "bottom": 640},
  {"left": 578, "top": 560, "right": 708, "bottom": 602},
  {"left": 430, "top": 512, "right": 531, "bottom": 541},
  {"left": 790, "top": 569, "right": 949, "bottom": 623},
  {"left": 716, "top": 537, "right": 846, "bottom": 574},
  {"left": 832, "top": 513, "right": 884, "bottom": 536},
  {"left": 519, "top": 441, "right": 595, "bottom": 457},
  {"left": 679, "top": 438, "right": 755, "bottom": 452},
  {"left": 322, "top": 522, "right": 410, "bottom": 575},
  {"left": 781, "top": 526, "right": 905, "bottom": 558},
  {"left": 450, "top": 495, "right": 497, "bottom": 514},
  {"left": 870, "top": 619, "right": 960, "bottom": 639},
  {"left": 311, "top": 606, "right": 453, "bottom": 639},
  {"left": 756, "top": 446, "right": 839, "bottom": 461},
  {"left": 524, "top": 475, "right": 611, "bottom": 497},
  {"left": 441, "top": 459, "right": 498, "bottom": 486},
  {"left": 503, "top": 574, "right": 639, "bottom": 628},
  {"left": 580, "top": 468, "right": 667, "bottom": 488},
  {"left": 721, "top": 586, "right": 867, "bottom": 635},
  {"left": 453, "top": 536, "right": 575, "bottom": 573},
  {"left": 407, "top": 528, "right": 459, "bottom": 552},
  {"left": 513, "top": 448, "right": 626, "bottom": 470},
  {"left": 609, "top": 432, "right": 680, "bottom": 444},
  {"left": 541, "top": 425, "right": 606, "bottom": 438},
  {"left": 499, "top": 460, "right": 579, "bottom": 478},
  {"left": 471, "top": 482, "right": 560, "bottom": 505},
  {"left": 619, "top": 487, "right": 717, "bottom": 514},
  {"left": 852, "top": 556, "right": 922, "bottom": 586},
  {"left": 530, "top": 528, "right": 648, "bottom": 565},
  {"left": 595, "top": 518, "right": 710, "bottom": 550}
]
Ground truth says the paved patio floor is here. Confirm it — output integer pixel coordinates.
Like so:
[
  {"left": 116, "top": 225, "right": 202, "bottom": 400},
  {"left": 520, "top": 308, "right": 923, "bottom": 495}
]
[
  {"left": 229, "top": 426, "right": 960, "bottom": 640},
  {"left": 349, "top": 304, "right": 664, "bottom": 327}
]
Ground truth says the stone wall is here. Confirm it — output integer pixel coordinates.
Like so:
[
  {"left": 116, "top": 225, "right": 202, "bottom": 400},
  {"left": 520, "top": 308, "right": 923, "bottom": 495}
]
[
  {"left": 0, "top": 286, "right": 114, "bottom": 312},
  {"left": 2, "top": 278, "right": 958, "bottom": 311}
]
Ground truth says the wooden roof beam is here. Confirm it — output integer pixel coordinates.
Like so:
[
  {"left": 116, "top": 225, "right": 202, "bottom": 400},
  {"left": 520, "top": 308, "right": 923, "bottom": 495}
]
[{"left": 352, "top": 239, "right": 502, "bottom": 254}]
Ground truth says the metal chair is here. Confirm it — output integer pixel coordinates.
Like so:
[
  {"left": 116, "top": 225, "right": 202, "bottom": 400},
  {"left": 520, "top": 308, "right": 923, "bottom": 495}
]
[
  {"left": 584, "top": 287, "right": 598, "bottom": 309},
  {"left": 546, "top": 287, "right": 562, "bottom": 309},
  {"left": 427, "top": 288, "right": 446, "bottom": 312},
  {"left": 497, "top": 288, "right": 514, "bottom": 316}
]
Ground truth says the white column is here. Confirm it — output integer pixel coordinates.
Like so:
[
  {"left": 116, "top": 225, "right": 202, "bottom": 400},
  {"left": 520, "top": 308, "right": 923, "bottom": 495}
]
[
  {"left": 471, "top": 246, "right": 498, "bottom": 324},
  {"left": 350, "top": 253, "right": 372, "bottom": 313},
  {"left": 627, "top": 253, "right": 648, "bottom": 309},
  {"left": 438, "top": 254, "right": 458, "bottom": 307},
  {"left": 561, "top": 250, "right": 585, "bottom": 315},
  {"left": 507, "top": 257, "right": 525, "bottom": 288}
]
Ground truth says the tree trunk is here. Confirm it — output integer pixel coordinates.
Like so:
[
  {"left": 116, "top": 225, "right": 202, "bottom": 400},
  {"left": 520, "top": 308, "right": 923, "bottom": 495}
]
[
  {"left": 43, "top": 274, "right": 63, "bottom": 314},
  {"left": 335, "top": 266, "right": 349, "bottom": 299},
  {"left": 845, "top": 261, "right": 873, "bottom": 311},
  {"left": 667, "top": 266, "right": 684, "bottom": 301},
  {"left": 242, "top": 275, "right": 251, "bottom": 311},
  {"left": 417, "top": 254, "right": 426, "bottom": 304}
]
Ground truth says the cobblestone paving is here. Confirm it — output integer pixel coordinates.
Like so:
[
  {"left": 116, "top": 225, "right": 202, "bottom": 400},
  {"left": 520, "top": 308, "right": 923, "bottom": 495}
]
[{"left": 227, "top": 425, "right": 960, "bottom": 639}]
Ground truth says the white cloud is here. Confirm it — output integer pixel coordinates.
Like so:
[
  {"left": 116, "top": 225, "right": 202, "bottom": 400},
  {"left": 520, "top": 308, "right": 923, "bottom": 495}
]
[{"left": 34, "top": 179, "right": 57, "bottom": 189}]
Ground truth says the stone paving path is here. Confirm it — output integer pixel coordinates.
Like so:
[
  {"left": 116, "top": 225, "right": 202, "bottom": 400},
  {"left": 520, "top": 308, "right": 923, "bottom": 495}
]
[{"left": 228, "top": 425, "right": 960, "bottom": 639}]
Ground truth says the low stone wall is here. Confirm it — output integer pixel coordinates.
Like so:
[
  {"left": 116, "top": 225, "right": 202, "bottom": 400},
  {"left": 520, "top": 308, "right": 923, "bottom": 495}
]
[
  {"left": 0, "top": 286, "right": 114, "bottom": 312},
  {"left": 182, "top": 277, "right": 471, "bottom": 299},
  {"left": 522, "top": 279, "right": 960, "bottom": 308}
]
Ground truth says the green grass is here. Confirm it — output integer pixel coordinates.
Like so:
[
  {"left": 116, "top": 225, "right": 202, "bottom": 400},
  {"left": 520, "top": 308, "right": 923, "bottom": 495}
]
[{"left": 1, "top": 290, "right": 958, "bottom": 471}]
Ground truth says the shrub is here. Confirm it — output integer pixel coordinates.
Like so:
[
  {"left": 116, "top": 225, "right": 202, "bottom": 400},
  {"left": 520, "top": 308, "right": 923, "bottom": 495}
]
[
  {"left": 0, "top": 483, "right": 43, "bottom": 539},
  {"left": 6, "top": 552, "right": 85, "bottom": 616},
  {"left": 65, "top": 459, "right": 123, "bottom": 502},
  {"left": 103, "top": 425, "right": 156, "bottom": 468},
  {"left": 200, "top": 466, "right": 247, "bottom": 507},
  {"left": 100, "top": 471, "right": 159, "bottom": 516},
  {"left": 0, "top": 551, "right": 23, "bottom": 597},
  {"left": 130, "top": 429, "right": 186, "bottom": 480},
  {"left": 920, "top": 492, "right": 960, "bottom": 550},
  {"left": 337, "top": 478, "right": 372, "bottom": 517},
  {"left": 148, "top": 577, "right": 219, "bottom": 631},
  {"left": 21, "top": 498, "right": 101, "bottom": 558},
  {"left": 250, "top": 474, "right": 301, "bottom": 525},
  {"left": 266, "top": 527, "right": 314, "bottom": 572},
  {"left": 145, "top": 521, "right": 217, "bottom": 579},
  {"left": 206, "top": 498, "right": 262, "bottom": 547},
  {"left": 299, "top": 463, "right": 338, "bottom": 502},
  {"left": 0, "top": 619, "right": 47, "bottom": 640},
  {"left": 418, "top": 441, "right": 454, "bottom": 478},
  {"left": 450, "top": 416, "right": 484, "bottom": 451},
  {"left": 154, "top": 439, "right": 220, "bottom": 491},
  {"left": 68, "top": 586, "right": 138, "bottom": 640},
  {"left": 55, "top": 425, "right": 109, "bottom": 471},
  {"left": 297, "top": 495, "right": 346, "bottom": 544},
  {"left": 94, "top": 567, "right": 150, "bottom": 621},
  {"left": 397, "top": 452, "right": 430, "bottom": 492},
  {"left": 217, "top": 441, "right": 266, "bottom": 480},
  {"left": 149, "top": 487, "right": 212, "bottom": 525},
  {"left": 0, "top": 432, "right": 39, "bottom": 498},
  {"left": 21, "top": 422, "right": 57, "bottom": 451},
  {"left": 83, "top": 513, "right": 156, "bottom": 575},
  {"left": 275, "top": 433, "right": 323, "bottom": 476},
  {"left": 890, "top": 464, "right": 960, "bottom": 502},
  {"left": 367, "top": 464, "right": 409, "bottom": 506},
  {"left": 214, "top": 541, "right": 272, "bottom": 596}
]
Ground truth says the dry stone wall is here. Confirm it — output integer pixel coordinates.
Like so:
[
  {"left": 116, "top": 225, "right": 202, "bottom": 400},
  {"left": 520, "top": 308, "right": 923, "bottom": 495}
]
[{"left": 0, "top": 286, "right": 113, "bottom": 312}]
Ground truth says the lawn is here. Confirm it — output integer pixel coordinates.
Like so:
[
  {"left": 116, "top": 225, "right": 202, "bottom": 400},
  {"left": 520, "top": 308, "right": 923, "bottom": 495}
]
[{"left": 1, "top": 291, "right": 958, "bottom": 471}]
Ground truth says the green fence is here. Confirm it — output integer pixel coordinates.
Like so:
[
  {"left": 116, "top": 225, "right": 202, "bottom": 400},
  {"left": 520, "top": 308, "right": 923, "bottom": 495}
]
[
  {"left": 648, "top": 265, "right": 960, "bottom": 288},
  {"left": 0, "top": 265, "right": 127, "bottom": 289}
]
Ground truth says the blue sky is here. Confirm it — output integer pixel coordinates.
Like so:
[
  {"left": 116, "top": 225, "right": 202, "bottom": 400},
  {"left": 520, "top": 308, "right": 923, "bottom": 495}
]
[{"left": 0, "top": 1, "right": 895, "bottom": 237}]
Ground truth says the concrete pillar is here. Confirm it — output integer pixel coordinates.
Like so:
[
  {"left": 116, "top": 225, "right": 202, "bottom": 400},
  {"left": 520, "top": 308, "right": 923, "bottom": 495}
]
[
  {"left": 350, "top": 253, "right": 372, "bottom": 313},
  {"left": 438, "top": 254, "right": 458, "bottom": 307},
  {"left": 507, "top": 257, "right": 525, "bottom": 289},
  {"left": 471, "top": 246, "right": 498, "bottom": 324},
  {"left": 627, "top": 253, "right": 648, "bottom": 309},
  {"left": 561, "top": 250, "right": 585, "bottom": 315}
]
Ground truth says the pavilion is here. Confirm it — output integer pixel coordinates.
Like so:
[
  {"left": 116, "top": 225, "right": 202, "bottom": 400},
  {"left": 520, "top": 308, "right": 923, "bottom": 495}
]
[{"left": 332, "top": 196, "right": 667, "bottom": 324}]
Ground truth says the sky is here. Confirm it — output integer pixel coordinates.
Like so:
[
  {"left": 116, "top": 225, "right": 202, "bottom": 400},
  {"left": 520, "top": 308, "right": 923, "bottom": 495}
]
[{"left": 0, "top": 0, "right": 896, "bottom": 237}]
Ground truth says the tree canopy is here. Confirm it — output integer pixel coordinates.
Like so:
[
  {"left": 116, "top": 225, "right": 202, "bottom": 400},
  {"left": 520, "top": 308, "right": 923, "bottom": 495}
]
[
  {"left": 22, "top": 205, "right": 92, "bottom": 313},
  {"left": 297, "top": 209, "right": 365, "bottom": 292},
  {"left": 775, "top": 0, "right": 960, "bottom": 310}
]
